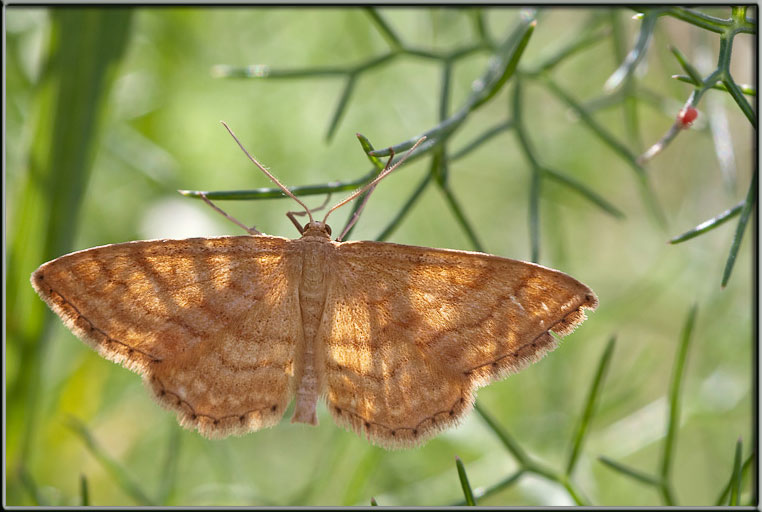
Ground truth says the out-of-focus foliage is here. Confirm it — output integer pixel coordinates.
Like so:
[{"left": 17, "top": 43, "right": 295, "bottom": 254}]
[{"left": 5, "top": 7, "right": 755, "bottom": 506}]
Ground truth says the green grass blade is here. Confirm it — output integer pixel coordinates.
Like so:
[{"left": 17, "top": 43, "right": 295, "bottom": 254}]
[
  {"left": 18, "top": 466, "right": 45, "bottom": 505},
  {"left": 66, "top": 417, "right": 154, "bottom": 505},
  {"left": 544, "top": 168, "right": 625, "bottom": 219},
  {"left": 156, "top": 425, "right": 181, "bottom": 505},
  {"left": 455, "top": 456, "right": 477, "bottom": 506},
  {"left": 80, "top": 474, "right": 90, "bottom": 506},
  {"left": 326, "top": 74, "right": 357, "bottom": 142},
  {"left": 669, "top": 202, "right": 743, "bottom": 244},
  {"left": 566, "top": 337, "right": 616, "bottom": 475},
  {"left": 715, "top": 452, "right": 754, "bottom": 505},
  {"left": 6, "top": 8, "right": 133, "bottom": 499},
  {"left": 729, "top": 438, "right": 743, "bottom": 505},
  {"left": 660, "top": 305, "right": 698, "bottom": 486},
  {"left": 722, "top": 170, "right": 757, "bottom": 287},
  {"left": 451, "top": 470, "right": 523, "bottom": 506},
  {"left": 598, "top": 456, "right": 661, "bottom": 487}
]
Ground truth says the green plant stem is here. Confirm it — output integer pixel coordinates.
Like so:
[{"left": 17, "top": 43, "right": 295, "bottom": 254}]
[
  {"left": 660, "top": 305, "right": 698, "bottom": 505},
  {"left": 729, "top": 438, "right": 743, "bottom": 505},
  {"left": 722, "top": 170, "right": 757, "bottom": 287},
  {"left": 716, "top": 452, "right": 754, "bottom": 505},
  {"left": 598, "top": 456, "right": 662, "bottom": 487},
  {"left": 474, "top": 402, "right": 587, "bottom": 505},
  {"left": 450, "top": 120, "right": 514, "bottom": 161},
  {"left": 672, "top": 75, "right": 756, "bottom": 95},
  {"left": 669, "top": 202, "right": 744, "bottom": 243},
  {"left": 566, "top": 337, "right": 616, "bottom": 475},
  {"left": 455, "top": 457, "right": 477, "bottom": 505},
  {"left": 365, "top": 7, "right": 403, "bottom": 50},
  {"left": 375, "top": 173, "right": 432, "bottom": 242},
  {"left": 439, "top": 181, "right": 485, "bottom": 253},
  {"left": 66, "top": 417, "right": 154, "bottom": 505},
  {"left": 80, "top": 474, "right": 89, "bottom": 506},
  {"left": 451, "top": 471, "right": 524, "bottom": 506}
]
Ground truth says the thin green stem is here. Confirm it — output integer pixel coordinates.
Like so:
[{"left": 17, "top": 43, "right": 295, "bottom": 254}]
[
  {"left": 670, "top": 46, "right": 703, "bottom": 84},
  {"left": 662, "top": 7, "right": 732, "bottom": 33},
  {"left": 450, "top": 119, "right": 514, "bottom": 161},
  {"left": 528, "top": 168, "right": 541, "bottom": 263},
  {"left": 439, "top": 181, "right": 485, "bottom": 253},
  {"left": 604, "top": 10, "right": 660, "bottom": 91},
  {"left": 716, "top": 452, "right": 754, "bottom": 505},
  {"left": 543, "top": 168, "right": 625, "bottom": 219},
  {"left": 364, "top": 7, "right": 403, "bottom": 50},
  {"left": 375, "top": 173, "right": 432, "bottom": 242},
  {"left": 722, "top": 170, "right": 757, "bottom": 287},
  {"left": 451, "top": 471, "right": 524, "bottom": 506},
  {"left": 66, "top": 417, "right": 154, "bottom": 506},
  {"left": 455, "top": 456, "right": 477, "bottom": 506},
  {"left": 729, "top": 438, "right": 743, "bottom": 505},
  {"left": 660, "top": 305, "right": 698, "bottom": 504},
  {"left": 544, "top": 77, "right": 643, "bottom": 177},
  {"left": 178, "top": 173, "right": 374, "bottom": 201},
  {"left": 326, "top": 74, "right": 357, "bottom": 142},
  {"left": 566, "top": 337, "right": 616, "bottom": 475},
  {"left": 669, "top": 202, "right": 743, "bottom": 244},
  {"left": 474, "top": 402, "right": 530, "bottom": 466},
  {"left": 526, "top": 27, "right": 609, "bottom": 76},
  {"left": 598, "top": 456, "right": 662, "bottom": 487},
  {"left": 672, "top": 75, "right": 756, "bottom": 95},
  {"left": 723, "top": 77, "right": 757, "bottom": 127},
  {"left": 80, "top": 474, "right": 89, "bottom": 506}
]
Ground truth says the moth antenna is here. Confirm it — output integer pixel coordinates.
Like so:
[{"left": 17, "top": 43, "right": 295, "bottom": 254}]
[
  {"left": 336, "top": 151, "right": 393, "bottom": 241},
  {"left": 221, "top": 121, "right": 314, "bottom": 224},
  {"left": 322, "top": 136, "right": 427, "bottom": 224}
]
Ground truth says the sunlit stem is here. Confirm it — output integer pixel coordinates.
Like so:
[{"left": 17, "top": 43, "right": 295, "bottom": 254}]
[
  {"left": 220, "top": 121, "right": 314, "bottom": 223},
  {"left": 323, "top": 136, "right": 427, "bottom": 224}
]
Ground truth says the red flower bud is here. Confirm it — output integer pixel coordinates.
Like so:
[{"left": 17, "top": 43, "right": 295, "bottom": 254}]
[{"left": 678, "top": 106, "right": 698, "bottom": 128}]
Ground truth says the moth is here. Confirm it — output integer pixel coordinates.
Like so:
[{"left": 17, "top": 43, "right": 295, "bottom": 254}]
[{"left": 31, "top": 124, "right": 597, "bottom": 449}]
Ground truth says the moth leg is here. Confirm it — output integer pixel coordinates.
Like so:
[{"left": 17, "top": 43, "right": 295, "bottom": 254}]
[
  {"left": 286, "top": 211, "right": 306, "bottom": 234},
  {"left": 199, "top": 193, "right": 261, "bottom": 235},
  {"left": 337, "top": 149, "right": 395, "bottom": 242}
]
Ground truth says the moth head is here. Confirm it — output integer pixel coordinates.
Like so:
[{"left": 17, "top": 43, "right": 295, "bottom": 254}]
[{"left": 301, "top": 221, "right": 332, "bottom": 238}]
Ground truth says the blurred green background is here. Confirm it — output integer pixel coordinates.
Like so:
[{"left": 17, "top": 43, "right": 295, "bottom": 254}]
[{"left": 5, "top": 7, "right": 755, "bottom": 506}]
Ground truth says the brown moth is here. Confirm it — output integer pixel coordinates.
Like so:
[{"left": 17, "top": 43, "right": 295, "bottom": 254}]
[{"left": 31, "top": 124, "right": 597, "bottom": 449}]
